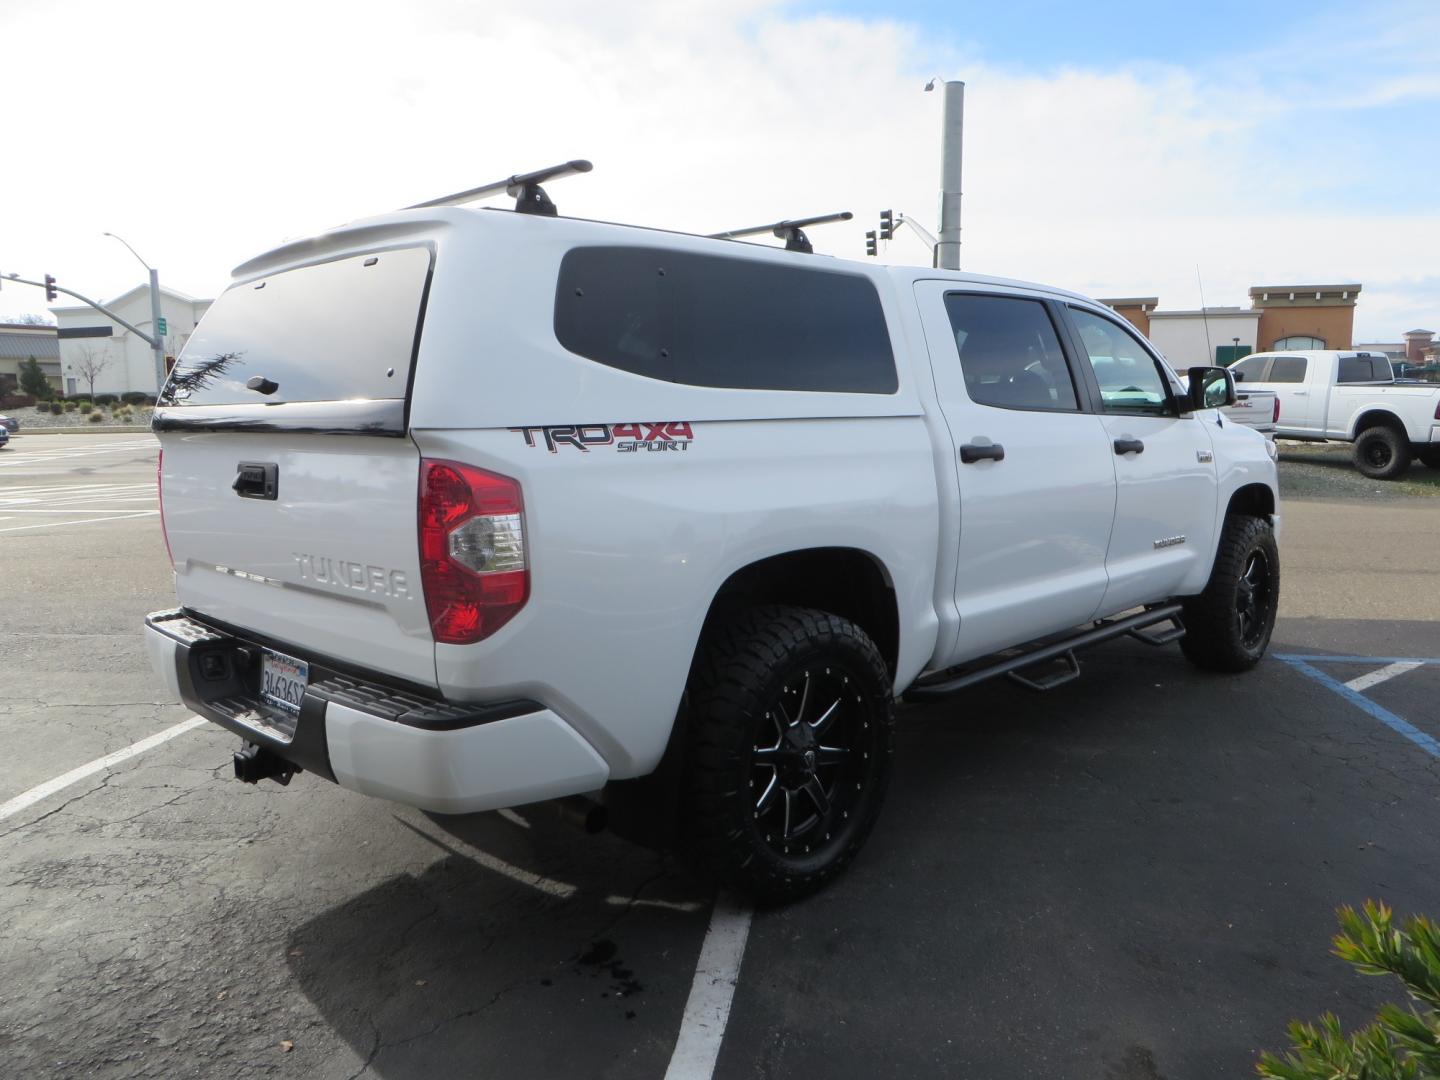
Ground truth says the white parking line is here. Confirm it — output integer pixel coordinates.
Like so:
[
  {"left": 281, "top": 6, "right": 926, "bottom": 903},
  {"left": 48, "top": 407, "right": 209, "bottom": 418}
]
[
  {"left": 1345, "top": 661, "right": 1423, "bottom": 692},
  {"left": 0, "top": 716, "right": 207, "bottom": 825},
  {"left": 0, "top": 439, "right": 155, "bottom": 467},
  {"left": 664, "top": 893, "right": 754, "bottom": 1080},
  {"left": 0, "top": 511, "right": 157, "bottom": 533}
]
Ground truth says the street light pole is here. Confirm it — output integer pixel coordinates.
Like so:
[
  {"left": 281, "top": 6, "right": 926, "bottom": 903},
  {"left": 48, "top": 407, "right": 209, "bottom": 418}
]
[
  {"left": 925, "top": 78, "right": 965, "bottom": 271},
  {"left": 103, "top": 232, "right": 167, "bottom": 393}
]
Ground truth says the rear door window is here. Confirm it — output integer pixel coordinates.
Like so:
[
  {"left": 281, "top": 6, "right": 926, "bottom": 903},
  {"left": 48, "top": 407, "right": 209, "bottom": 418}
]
[
  {"left": 554, "top": 246, "right": 897, "bottom": 393},
  {"left": 943, "top": 294, "right": 1079, "bottom": 411},
  {"left": 160, "top": 247, "right": 432, "bottom": 407},
  {"left": 1266, "top": 356, "right": 1307, "bottom": 383}
]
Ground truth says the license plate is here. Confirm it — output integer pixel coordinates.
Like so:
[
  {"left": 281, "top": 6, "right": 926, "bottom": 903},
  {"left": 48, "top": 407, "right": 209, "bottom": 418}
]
[{"left": 260, "top": 649, "right": 309, "bottom": 714}]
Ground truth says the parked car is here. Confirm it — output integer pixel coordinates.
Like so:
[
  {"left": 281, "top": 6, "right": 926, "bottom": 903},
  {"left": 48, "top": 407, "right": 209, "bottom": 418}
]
[
  {"left": 0, "top": 424, "right": 9, "bottom": 448},
  {"left": 1228, "top": 350, "right": 1440, "bottom": 478},
  {"left": 1180, "top": 372, "right": 1277, "bottom": 440},
  {"left": 0, "top": 414, "right": 18, "bottom": 433},
  {"left": 145, "top": 199, "right": 1280, "bottom": 901}
]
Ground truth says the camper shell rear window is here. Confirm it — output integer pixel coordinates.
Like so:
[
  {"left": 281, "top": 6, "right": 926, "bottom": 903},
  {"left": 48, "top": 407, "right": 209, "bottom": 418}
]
[
  {"left": 159, "top": 247, "right": 432, "bottom": 408},
  {"left": 553, "top": 246, "right": 898, "bottom": 394}
]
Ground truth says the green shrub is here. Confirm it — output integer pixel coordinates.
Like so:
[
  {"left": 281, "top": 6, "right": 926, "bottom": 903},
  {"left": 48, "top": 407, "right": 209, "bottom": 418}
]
[
  {"left": 78, "top": 402, "right": 93, "bottom": 414},
  {"left": 35, "top": 401, "right": 52, "bottom": 414},
  {"left": 94, "top": 393, "right": 119, "bottom": 406},
  {"left": 1259, "top": 901, "right": 1440, "bottom": 1079},
  {"left": 63, "top": 400, "right": 78, "bottom": 412},
  {"left": 88, "top": 411, "right": 104, "bottom": 423},
  {"left": 120, "top": 391, "right": 148, "bottom": 405}
]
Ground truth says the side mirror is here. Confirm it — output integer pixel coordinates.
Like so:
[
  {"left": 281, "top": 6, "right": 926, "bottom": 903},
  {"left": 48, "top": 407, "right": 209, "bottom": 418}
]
[
  {"left": 1232, "top": 370, "right": 1246, "bottom": 383},
  {"left": 1184, "top": 366, "right": 1236, "bottom": 412}
]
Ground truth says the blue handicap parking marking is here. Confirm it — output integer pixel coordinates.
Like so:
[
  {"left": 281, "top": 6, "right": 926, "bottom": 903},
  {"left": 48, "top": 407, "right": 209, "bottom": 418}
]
[{"left": 1275, "top": 654, "right": 1440, "bottom": 760}]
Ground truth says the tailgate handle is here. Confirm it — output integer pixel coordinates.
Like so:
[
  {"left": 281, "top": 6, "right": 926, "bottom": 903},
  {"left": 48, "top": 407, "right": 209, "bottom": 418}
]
[{"left": 233, "top": 462, "right": 279, "bottom": 501}]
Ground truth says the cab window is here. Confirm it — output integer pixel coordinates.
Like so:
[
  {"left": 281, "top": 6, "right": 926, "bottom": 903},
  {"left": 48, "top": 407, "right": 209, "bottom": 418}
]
[
  {"left": 1068, "top": 307, "right": 1173, "bottom": 415},
  {"left": 943, "top": 293, "right": 1079, "bottom": 411}
]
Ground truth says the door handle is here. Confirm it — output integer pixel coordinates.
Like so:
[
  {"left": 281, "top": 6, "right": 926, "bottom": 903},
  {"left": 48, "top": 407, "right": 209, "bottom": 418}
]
[
  {"left": 959, "top": 442, "right": 1005, "bottom": 464},
  {"left": 1113, "top": 438, "right": 1145, "bottom": 455},
  {"left": 1292, "top": 390, "right": 1308, "bottom": 396}
]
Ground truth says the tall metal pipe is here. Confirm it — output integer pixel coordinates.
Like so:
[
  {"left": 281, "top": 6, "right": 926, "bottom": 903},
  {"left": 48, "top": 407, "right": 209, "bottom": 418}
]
[{"left": 935, "top": 80, "right": 965, "bottom": 271}]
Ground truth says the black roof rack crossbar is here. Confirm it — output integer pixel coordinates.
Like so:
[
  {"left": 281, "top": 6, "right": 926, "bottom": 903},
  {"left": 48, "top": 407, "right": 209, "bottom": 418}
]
[
  {"left": 406, "top": 160, "right": 593, "bottom": 216},
  {"left": 708, "top": 211, "right": 853, "bottom": 254}
]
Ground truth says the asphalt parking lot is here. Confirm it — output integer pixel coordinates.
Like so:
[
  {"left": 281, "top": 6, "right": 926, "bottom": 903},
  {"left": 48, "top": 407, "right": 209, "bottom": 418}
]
[{"left": 3, "top": 432, "right": 1439, "bottom": 1079}]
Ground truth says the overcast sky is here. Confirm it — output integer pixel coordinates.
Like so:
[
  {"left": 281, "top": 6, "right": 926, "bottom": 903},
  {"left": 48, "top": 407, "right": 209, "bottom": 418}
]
[{"left": 2, "top": 0, "right": 1435, "bottom": 340}]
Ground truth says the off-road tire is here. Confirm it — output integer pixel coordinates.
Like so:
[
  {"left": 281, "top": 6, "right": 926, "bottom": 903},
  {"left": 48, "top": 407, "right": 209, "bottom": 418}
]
[
  {"left": 1180, "top": 514, "right": 1279, "bottom": 673},
  {"left": 1352, "top": 425, "right": 1411, "bottom": 480},
  {"left": 1416, "top": 446, "right": 1440, "bottom": 470},
  {"left": 683, "top": 605, "right": 893, "bottom": 905}
]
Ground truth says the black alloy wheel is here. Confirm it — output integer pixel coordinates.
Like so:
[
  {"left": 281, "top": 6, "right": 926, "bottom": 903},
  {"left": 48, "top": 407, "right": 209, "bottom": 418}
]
[
  {"left": 1180, "top": 513, "right": 1280, "bottom": 673},
  {"left": 1352, "top": 426, "right": 1411, "bottom": 480},
  {"left": 750, "top": 665, "right": 868, "bottom": 859},
  {"left": 1235, "top": 548, "right": 1273, "bottom": 650},
  {"left": 1363, "top": 440, "right": 1392, "bottom": 470},
  {"left": 685, "top": 606, "right": 893, "bottom": 903}
]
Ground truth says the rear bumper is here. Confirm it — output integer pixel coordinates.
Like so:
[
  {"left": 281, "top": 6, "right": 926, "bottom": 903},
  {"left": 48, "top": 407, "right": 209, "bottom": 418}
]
[{"left": 144, "top": 610, "right": 609, "bottom": 814}]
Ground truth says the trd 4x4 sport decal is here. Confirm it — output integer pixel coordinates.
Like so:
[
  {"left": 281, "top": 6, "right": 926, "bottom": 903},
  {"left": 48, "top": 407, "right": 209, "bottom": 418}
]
[{"left": 510, "top": 422, "right": 695, "bottom": 454}]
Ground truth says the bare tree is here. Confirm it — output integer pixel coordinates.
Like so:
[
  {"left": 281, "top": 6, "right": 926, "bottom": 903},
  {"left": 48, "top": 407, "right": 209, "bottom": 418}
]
[
  {"left": 4, "top": 313, "right": 55, "bottom": 326},
  {"left": 72, "top": 344, "right": 113, "bottom": 398}
]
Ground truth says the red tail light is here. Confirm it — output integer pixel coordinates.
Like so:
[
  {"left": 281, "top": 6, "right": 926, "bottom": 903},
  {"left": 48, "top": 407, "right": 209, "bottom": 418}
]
[
  {"left": 418, "top": 459, "right": 529, "bottom": 644},
  {"left": 157, "top": 449, "right": 174, "bottom": 568},
  {"left": 1273, "top": 396, "right": 1281, "bottom": 423}
]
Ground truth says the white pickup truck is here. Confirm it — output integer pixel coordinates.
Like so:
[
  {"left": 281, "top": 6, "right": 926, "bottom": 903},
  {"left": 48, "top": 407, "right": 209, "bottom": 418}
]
[
  {"left": 1227, "top": 350, "right": 1440, "bottom": 479},
  {"left": 144, "top": 177, "right": 1280, "bottom": 901}
]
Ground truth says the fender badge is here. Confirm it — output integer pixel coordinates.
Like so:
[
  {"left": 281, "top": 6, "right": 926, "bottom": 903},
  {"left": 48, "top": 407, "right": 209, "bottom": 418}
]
[
  {"left": 1197, "top": 450, "right": 1214, "bottom": 463},
  {"left": 1154, "top": 535, "right": 1187, "bottom": 549}
]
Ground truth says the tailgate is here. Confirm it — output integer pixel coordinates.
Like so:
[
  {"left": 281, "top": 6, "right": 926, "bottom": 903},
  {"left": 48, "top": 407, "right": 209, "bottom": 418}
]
[{"left": 155, "top": 245, "right": 436, "bottom": 687}]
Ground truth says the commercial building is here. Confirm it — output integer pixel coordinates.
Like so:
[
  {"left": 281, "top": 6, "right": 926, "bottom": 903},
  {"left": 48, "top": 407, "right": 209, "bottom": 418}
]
[
  {"left": 51, "top": 283, "right": 211, "bottom": 396},
  {"left": 1100, "top": 283, "right": 1362, "bottom": 370},
  {"left": 1146, "top": 307, "right": 1260, "bottom": 369},
  {"left": 0, "top": 322, "right": 61, "bottom": 394}
]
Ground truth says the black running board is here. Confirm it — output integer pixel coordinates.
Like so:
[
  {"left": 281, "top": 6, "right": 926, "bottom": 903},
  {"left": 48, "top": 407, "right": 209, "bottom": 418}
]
[{"left": 905, "top": 603, "right": 1185, "bottom": 701}]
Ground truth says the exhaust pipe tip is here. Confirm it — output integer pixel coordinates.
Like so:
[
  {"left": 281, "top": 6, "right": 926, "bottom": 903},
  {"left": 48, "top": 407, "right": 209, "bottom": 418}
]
[{"left": 554, "top": 794, "right": 607, "bottom": 834}]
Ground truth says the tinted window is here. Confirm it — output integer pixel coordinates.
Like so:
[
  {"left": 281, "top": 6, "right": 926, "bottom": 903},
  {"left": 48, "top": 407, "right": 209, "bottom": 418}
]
[
  {"left": 160, "top": 247, "right": 431, "bottom": 406},
  {"left": 1267, "top": 356, "right": 1307, "bottom": 383},
  {"left": 1069, "top": 307, "right": 1172, "bottom": 415},
  {"left": 554, "top": 247, "right": 896, "bottom": 393},
  {"left": 1338, "top": 356, "right": 1386, "bottom": 382},
  {"left": 1231, "top": 355, "right": 1269, "bottom": 383},
  {"left": 943, "top": 294, "right": 1078, "bottom": 411}
]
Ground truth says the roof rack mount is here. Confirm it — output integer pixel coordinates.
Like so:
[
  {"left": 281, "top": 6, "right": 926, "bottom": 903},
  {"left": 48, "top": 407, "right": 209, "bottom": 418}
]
[
  {"left": 406, "top": 159, "right": 593, "bottom": 216},
  {"left": 708, "top": 211, "right": 853, "bottom": 254}
]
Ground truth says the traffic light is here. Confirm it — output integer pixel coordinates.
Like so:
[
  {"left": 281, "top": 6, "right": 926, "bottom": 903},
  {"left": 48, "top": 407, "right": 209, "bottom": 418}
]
[
  {"left": 44, "top": 274, "right": 57, "bottom": 302},
  {"left": 879, "top": 209, "right": 894, "bottom": 240},
  {"left": 865, "top": 231, "right": 878, "bottom": 257}
]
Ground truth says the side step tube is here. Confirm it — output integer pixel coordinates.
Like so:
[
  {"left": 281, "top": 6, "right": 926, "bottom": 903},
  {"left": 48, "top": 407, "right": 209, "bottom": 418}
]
[{"left": 906, "top": 603, "right": 1185, "bottom": 702}]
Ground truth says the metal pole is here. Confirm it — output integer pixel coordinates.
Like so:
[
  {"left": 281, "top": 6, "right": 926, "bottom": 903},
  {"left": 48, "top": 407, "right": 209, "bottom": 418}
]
[
  {"left": 935, "top": 80, "right": 965, "bottom": 271},
  {"left": 103, "top": 232, "right": 169, "bottom": 393},
  {"left": 147, "top": 266, "right": 166, "bottom": 391}
]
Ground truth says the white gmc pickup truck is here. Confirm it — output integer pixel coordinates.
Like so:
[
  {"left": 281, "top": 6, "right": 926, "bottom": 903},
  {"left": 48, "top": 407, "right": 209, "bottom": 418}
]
[
  {"left": 145, "top": 181, "right": 1281, "bottom": 900},
  {"left": 1227, "top": 349, "right": 1440, "bottom": 479}
]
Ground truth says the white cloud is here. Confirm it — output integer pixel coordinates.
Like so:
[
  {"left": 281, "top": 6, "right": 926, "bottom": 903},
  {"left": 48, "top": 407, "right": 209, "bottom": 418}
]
[{"left": 0, "top": 0, "right": 1432, "bottom": 341}]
